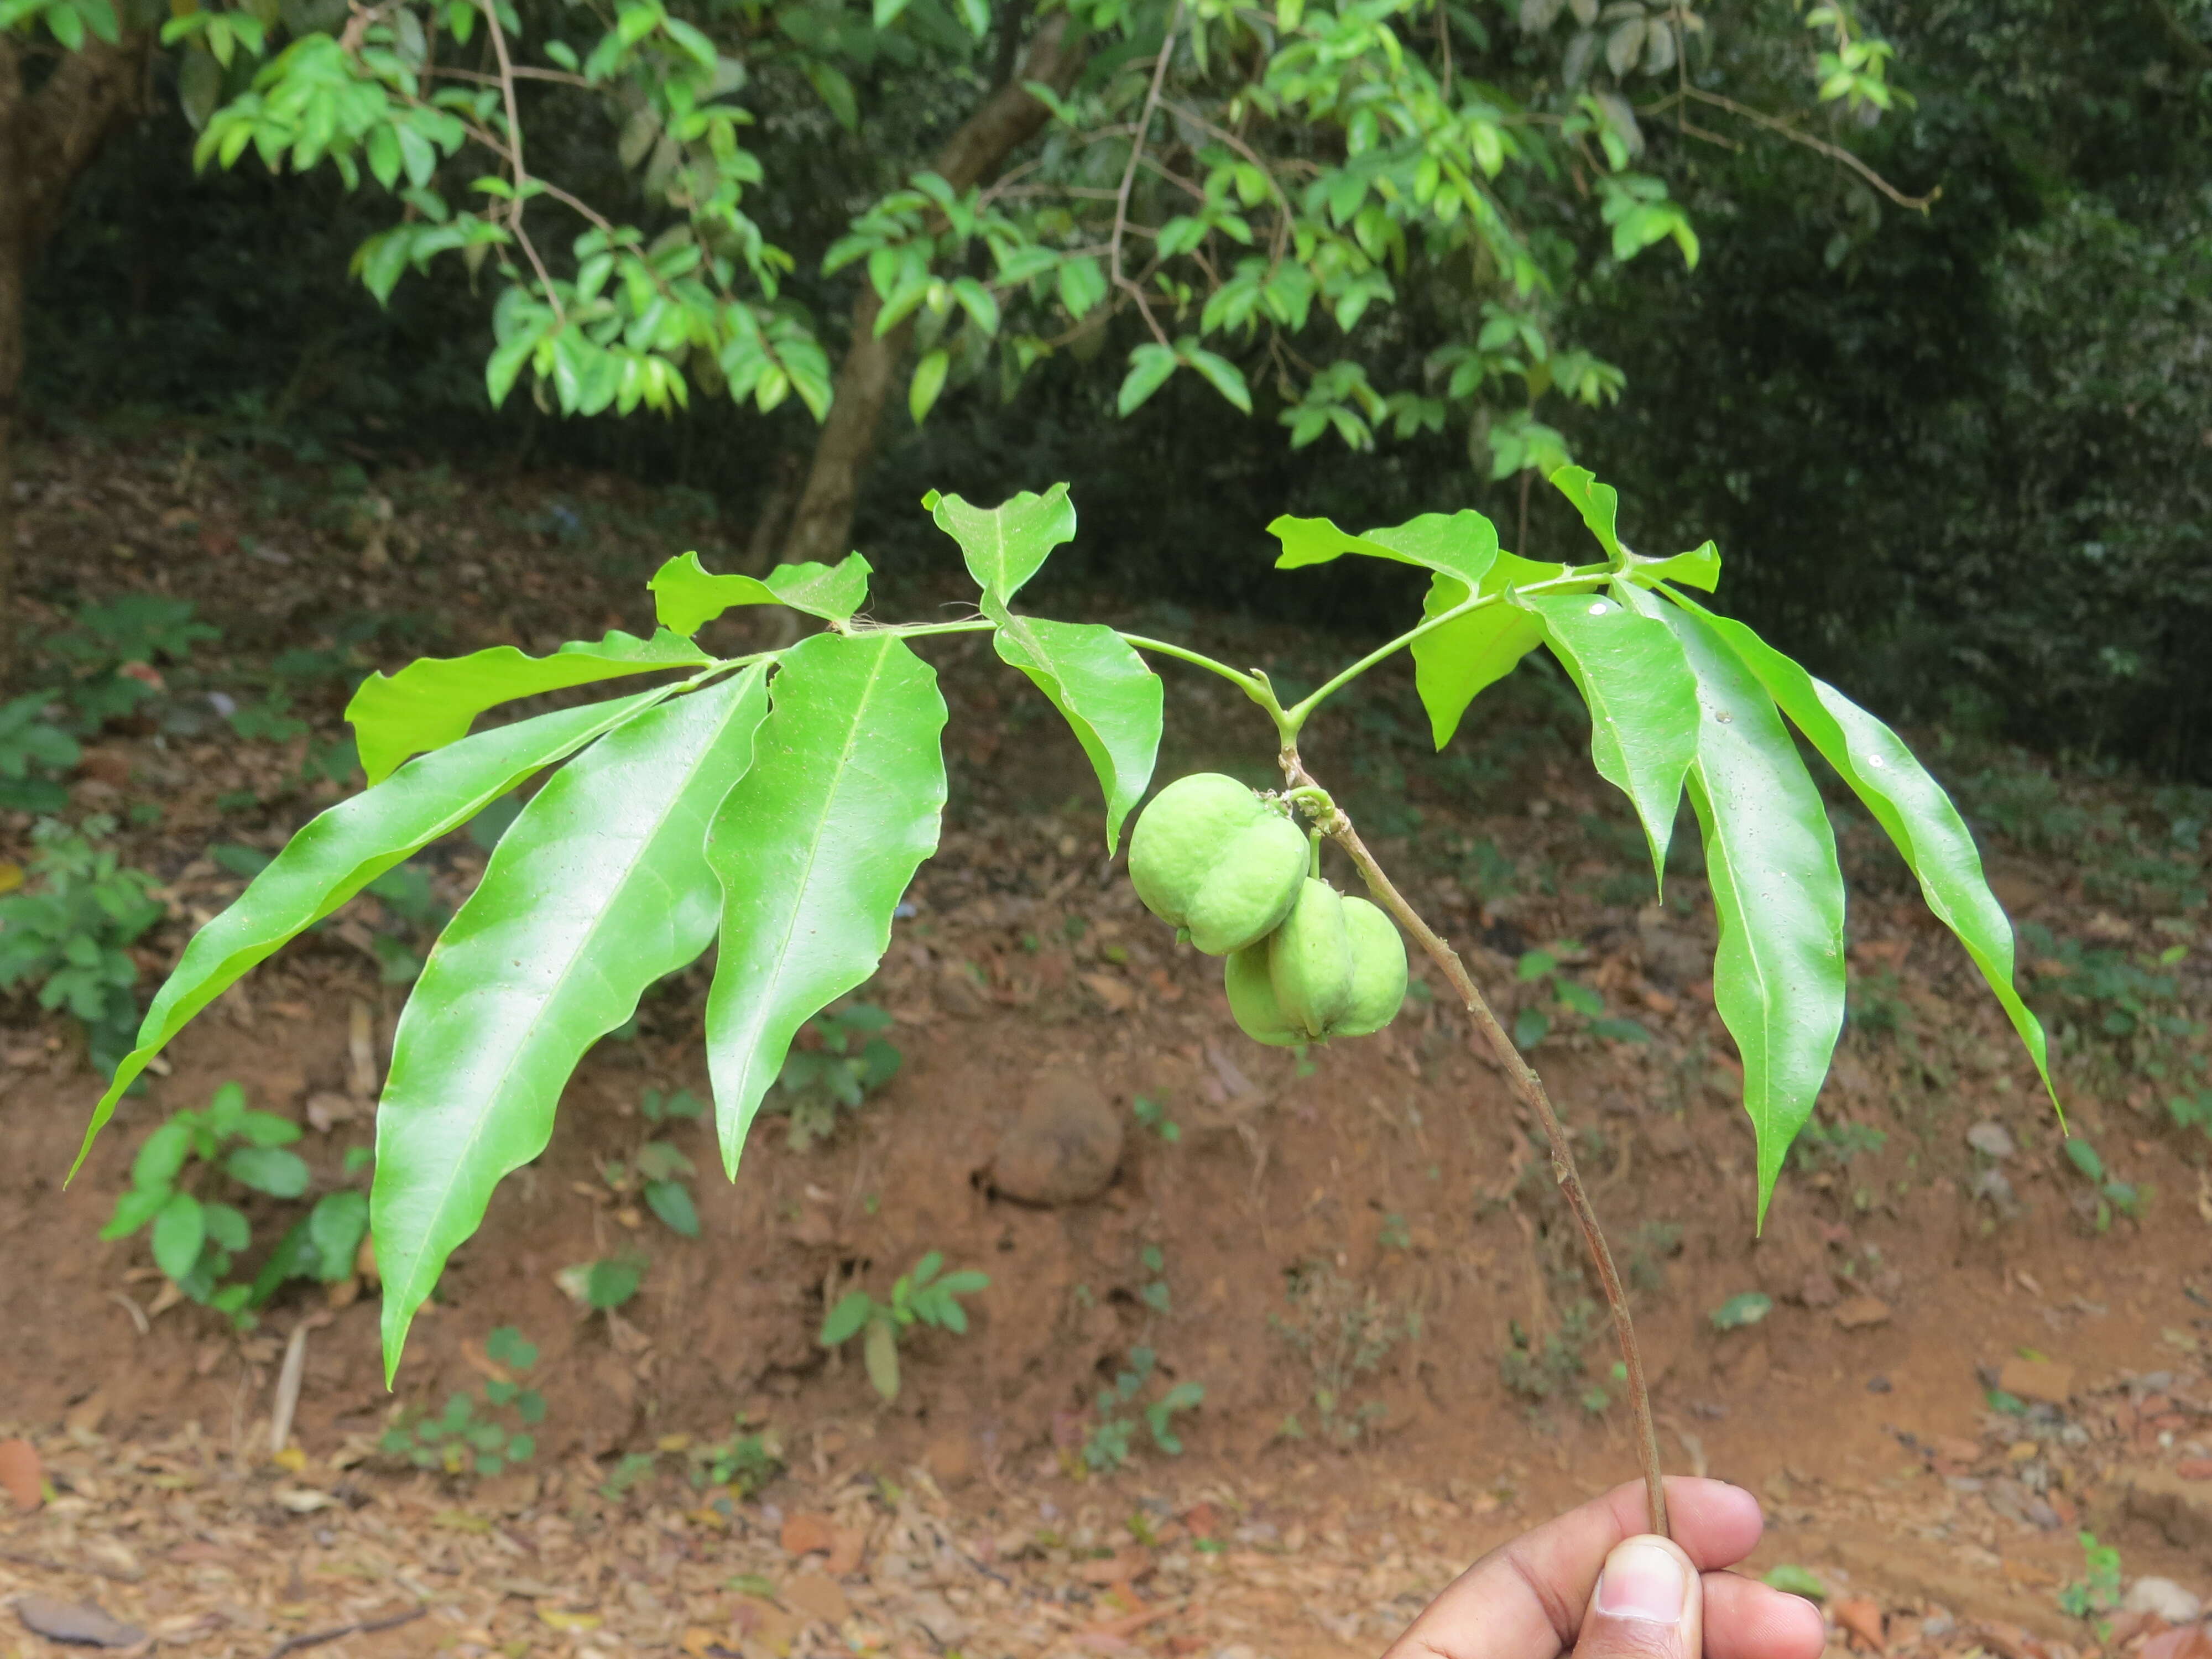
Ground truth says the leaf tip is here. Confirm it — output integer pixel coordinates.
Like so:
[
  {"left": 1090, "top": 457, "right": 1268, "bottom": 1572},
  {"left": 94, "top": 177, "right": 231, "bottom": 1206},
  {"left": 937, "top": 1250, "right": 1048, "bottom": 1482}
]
[{"left": 920, "top": 489, "right": 943, "bottom": 513}]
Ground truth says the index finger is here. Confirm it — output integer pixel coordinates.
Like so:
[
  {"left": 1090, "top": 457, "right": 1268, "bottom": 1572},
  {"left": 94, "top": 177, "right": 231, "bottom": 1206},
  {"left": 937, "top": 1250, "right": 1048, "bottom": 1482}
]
[{"left": 1382, "top": 1477, "right": 1766, "bottom": 1658}]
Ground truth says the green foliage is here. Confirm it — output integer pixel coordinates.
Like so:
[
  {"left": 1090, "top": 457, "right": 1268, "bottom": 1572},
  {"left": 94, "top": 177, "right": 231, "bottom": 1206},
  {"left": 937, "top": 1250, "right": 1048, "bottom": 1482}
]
[
  {"left": 379, "top": 1326, "right": 544, "bottom": 1477},
  {"left": 1510, "top": 942, "right": 1648, "bottom": 1051},
  {"left": 2020, "top": 925, "right": 2198, "bottom": 1086},
  {"left": 2060, "top": 1138, "right": 2147, "bottom": 1233},
  {"left": 1709, "top": 1291, "right": 1773, "bottom": 1331},
  {"left": 765, "top": 1002, "right": 901, "bottom": 1151},
  {"left": 76, "top": 471, "right": 2052, "bottom": 1380},
  {"left": 0, "top": 697, "right": 82, "bottom": 815},
  {"left": 1083, "top": 1346, "right": 1203, "bottom": 1471},
  {"left": 2058, "top": 1531, "right": 2124, "bottom": 1623},
  {"left": 36, "top": 596, "right": 221, "bottom": 731},
  {"left": 99, "top": 1081, "right": 364, "bottom": 1327},
  {"left": 1131, "top": 1094, "right": 1180, "bottom": 1142},
  {"left": 1269, "top": 1261, "right": 1408, "bottom": 1444},
  {"left": 601, "top": 1087, "right": 709, "bottom": 1237},
  {"left": 0, "top": 817, "right": 164, "bottom": 1075},
  {"left": 1499, "top": 1299, "right": 1601, "bottom": 1405},
  {"left": 1791, "top": 1115, "right": 1888, "bottom": 1174},
  {"left": 818, "top": 1251, "right": 988, "bottom": 1402}
]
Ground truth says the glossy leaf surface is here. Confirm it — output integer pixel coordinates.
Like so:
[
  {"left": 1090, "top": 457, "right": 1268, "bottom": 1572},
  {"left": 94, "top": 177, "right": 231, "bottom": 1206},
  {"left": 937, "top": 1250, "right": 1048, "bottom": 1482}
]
[
  {"left": 1681, "top": 599, "right": 2057, "bottom": 1110},
  {"left": 987, "top": 602, "right": 1161, "bottom": 854},
  {"left": 348, "top": 630, "right": 710, "bottom": 784},
  {"left": 924, "top": 483, "right": 1076, "bottom": 606},
  {"left": 703, "top": 633, "right": 947, "bottom": 1176},
  {"left": 76, "top": 691, "right": 671, "bottom": 1177},
  {"left": 1549, "top": 466, "right": 1624, "bottom": 563},
  {"left": 374, "top": 670, "right": 773, "bottom": 1376},
  {"left": 1520, "top": 591, "right": 1698, "bottom": 886},
  {"left": 649, "top": 551, "right": 871, "bottom": 634},
  {"left": 1410, "top": 552, "right": 1585, "bottom": 747},
  {"left": 1269, "top": 508, "right": 1503, "bottom": 587},
  {"left": 1626, "top": 589, "right": 1846, "bottom": 1219}
]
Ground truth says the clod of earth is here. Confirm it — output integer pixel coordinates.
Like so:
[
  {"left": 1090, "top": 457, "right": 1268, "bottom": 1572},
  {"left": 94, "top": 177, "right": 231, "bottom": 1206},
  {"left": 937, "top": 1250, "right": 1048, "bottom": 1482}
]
[
  {"left": 987, "top": 1067, "right": 1124, "bottom": 1206},
  {"left": 1224, "top": 878, "right": 1407, "bottom": 1045},
  {"left": 1127, "top": 774, "right": 1308, "bottom": 956}
]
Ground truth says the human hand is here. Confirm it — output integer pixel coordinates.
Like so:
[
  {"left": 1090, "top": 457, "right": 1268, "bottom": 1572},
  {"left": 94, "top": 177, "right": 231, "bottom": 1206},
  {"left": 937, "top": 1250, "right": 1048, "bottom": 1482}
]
[{"left": 1381, "top": 1477, "right": 1826, "bottom": 1659}]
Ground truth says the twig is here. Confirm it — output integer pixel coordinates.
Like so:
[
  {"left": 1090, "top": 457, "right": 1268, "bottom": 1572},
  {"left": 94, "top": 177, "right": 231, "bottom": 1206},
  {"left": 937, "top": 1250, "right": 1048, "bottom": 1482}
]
[
  {"left": 262, "top": 1604, "right": 426, "bottom": 1658},
  {"left": 1280, "top": 752, "right": 1671, "bottom": 1540},
  {"left": 476, "top": 0, "right": 566, "bottom": 318},
  {"left": 0, "top": 1548, "right": 140, "bottom": 1584},
  {"left": 1679, "top": 87, "right": 1936, "bottom": 211},
  {"left": 1434, "top": 0, "right": 1452, "bottom": 100},
  {"left": 1109, "top": 4, "right": 1183, "bottom": 347}
]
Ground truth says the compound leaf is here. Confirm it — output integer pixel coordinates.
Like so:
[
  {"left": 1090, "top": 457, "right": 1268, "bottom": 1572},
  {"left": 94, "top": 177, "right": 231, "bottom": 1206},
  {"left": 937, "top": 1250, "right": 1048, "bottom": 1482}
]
[
  {"left": 1623, "top": 588, "right": 1845, "bottom": 1221},
  {"left": 703, "top": 633, "right": 947, "bottom": 1177},
  {"left": 1677, "top": 598, "right": 2057, "bottom": 1113},
  {"left": 649, "top": 550, "right": 871, "bottom": 634},
  {"left": 1410, "top": 552, "right": 1587, "bottom": 747},
  {"left": 922, "top": 483, "right": 1076, "bottom": 607},
  {"left": 986, "top": 603, "right": 1160, "bottom": 854},
  {"left": 348, "top": 629, "right": 711, "bottom": 785},
  {"left": 1520, "top": 591, "right": 1698, "bottom": 886},
  {"left": 75, "top": 691, "right": 672, "bottom": 1180},
  {"left": 374, "top": 669, "right": 773, "bottom": 1378},
  {"left": 1269, "top": 508, "right": 1503, "bottom": 588}
]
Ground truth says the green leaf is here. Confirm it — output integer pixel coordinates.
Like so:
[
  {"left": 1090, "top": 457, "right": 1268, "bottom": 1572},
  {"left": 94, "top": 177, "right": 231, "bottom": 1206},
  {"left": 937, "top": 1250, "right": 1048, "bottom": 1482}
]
[
  {"left": 921, "top": 483, "right": 1076, "bottom": 608},
  {"left": 374, "top": 670, "right": 774, "bottom": 1379},
  {"left": 585, "top": 1258, "right": 641, "bottom": 1308},
  {"left": 1547, "top": 465, "right": 1623, "bottom": 564},
  {"left": 648, "top": 550, "right": 872, "bottom": 633},
  {"left": 1710, "top": 1291, "right": 1772, "bottom": 1331},
  {"left": 1186, "top": 348, "right": 1251, "bottom": 414},
  {"left": 644, "top": 1178, "right": 700, "bottom": 1238},
  {"left": 1410, "top": 552, "right": 1580, "bottom": 747},
  {"left": 1668, "top": 598, "right": 2057, "bottom": 1114},
  {"left": 101, "top": 1183, "right": 170, "bottom": 1239},
  {"left": 1632, "top": 539, "right": 1720, "bottom": 592},
  {"left": 202, "top": 1201, "right": 251, "bottom": 1254},
  {"left": 985, "top": 605, "right": 1160, "bottom": 855},
  {"left": 152, "top": 1191, "right": 205, "bottom": 1281},
  {"left": 1116, "top": 343, "right": 1178, "bottom": 415},
  {"left": 131, "top": 1119, "right": 193, "bottom": 1192},
  {"left": 75, "top": 692, "right": 672, "bottom": 1180},
  {"left": 225, "top": 1145, "right": 311, "bottom": 1198},
  {"left": 308, "top": 1190, "right": 370, "bottom": 1282},
  {"left": 249, "top": 1219, "right": 316, "bottom": 1305},
  {"left": 820, "top": 1290, "right": 874, "bottom": 1346},
  {"left": 703, "top": 634, "right": 947, "bottom": 1176},
  {"left": 1621, "top": 589, "right": 1845, "bottom": 1222},
  {"left": 1519, "top": 591, "right": 1697, "bottom": 886},
  {"left": 2064, "top": 1138, "right": 2104, "bottom": 1183},
  {"left": 347, "top": 629, "right": 712, "bottom": 786},
  {"left": 907, "top": 349, "right": 950, "bottom": 425},
  {"left": 863, "top": 1315, "right": 901, "bottom": 1400},
  {"left": 1268, "top": 507, "right": 1505, "bottom": 587},
  {"left": 486, "top": 1326, "right": 538, "bottom": 1369},
  {"left": 1761, "top": 1565, "right": 1827, "bottom": 1601}
]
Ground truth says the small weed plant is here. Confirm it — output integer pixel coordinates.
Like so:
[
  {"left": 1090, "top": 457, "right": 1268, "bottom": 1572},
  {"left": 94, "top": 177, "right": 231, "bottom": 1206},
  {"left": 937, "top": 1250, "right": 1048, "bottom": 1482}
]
[
  {"left": 1084, "top": 1347, "right": 1204, "bottom": 1472},
  {"left": 2061, "top": 1139, "right": 2147, "bottom": 1233},
  {"left": 382, "top": 1326, "right": 544, "bottom": 1475},
  {"left": 820, "top": 1251, "right": 988, "bottom": 1401},
  {"left": 0, "top": 697, "right": 80, "bottom": 813},
  {"left": 769, "top": 1001, "right": 900, "bottom": 1150},
  {"left": 0, "top": 817, "right": 163, "bottom": 1073},
  {"left": 1512, "top": 943, "right": 1648, "bottom": 1050},
  {"left": 2058, "top": 1530, "right": 2124, "bottom": 1625},
  {"left": 599, "top": 1087, "right": 707, "bottom": 1237},
  {"left": 101, "top": 1082, "right": 368, "bottom": 1326},
  {"left": 1270, "top": 1262, "right": 1412, "bottom": 1444}
]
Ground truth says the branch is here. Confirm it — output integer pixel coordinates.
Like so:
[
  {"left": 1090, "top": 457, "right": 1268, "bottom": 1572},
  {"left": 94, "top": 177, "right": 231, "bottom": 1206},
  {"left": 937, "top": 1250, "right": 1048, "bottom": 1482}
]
[
  {"left": 475, "top": 0, "right": 565, "bottom": 317},
  {"left": 1281, "top": 755, "right": 1670, "bottom": 1542},
  {"left": 1110, "top": 4, "right": 1183, "bottom": 348},
  {"left": 1679, "top": 87, "right": 1937, "bottom": 212}
]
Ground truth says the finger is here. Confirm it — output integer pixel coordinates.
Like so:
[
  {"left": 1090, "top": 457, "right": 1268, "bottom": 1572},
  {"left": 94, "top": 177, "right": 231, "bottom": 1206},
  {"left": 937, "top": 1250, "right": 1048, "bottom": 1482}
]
[
  {"left": 1383, "top": 1478, "right": 1766, "bottom": 1659},
  {"left": 1571, "top": 1534, "right": 1702, "bottom": 1658},
  {"left": 1701, "top": 1572, "right": 1827, "bottom": 1659}
]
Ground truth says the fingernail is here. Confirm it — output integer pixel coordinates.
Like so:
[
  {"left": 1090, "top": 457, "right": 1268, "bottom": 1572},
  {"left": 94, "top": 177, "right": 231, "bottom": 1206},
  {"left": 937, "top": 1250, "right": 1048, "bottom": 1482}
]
[{"left": 1593, "top": 1538, "right": 1688, "bottom": 1625}]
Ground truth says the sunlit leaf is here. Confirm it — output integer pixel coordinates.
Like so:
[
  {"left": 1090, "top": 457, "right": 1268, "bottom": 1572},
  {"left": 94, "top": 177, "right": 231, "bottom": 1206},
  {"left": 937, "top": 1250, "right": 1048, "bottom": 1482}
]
[
  {"left": 921, "top": 482, "right": 1076, "bottom": 606},
  {"left": 375, "top": 670, "right": 773, "bottom": 1377},
  {"left": 1269, "top": 508, "right": 1504, "bottom": 588},
  {"left": 1410, "top": 551, "right": 1588, "bottom": 747},
  {"left": 648, "top": 550, "right": 872, "bottom": 633},
  {"left": 703, "top": 634, "right": 947, "bottom": 1176},
  {"left": 987, "top": 603, "right": 1161, "bottom": 854}
]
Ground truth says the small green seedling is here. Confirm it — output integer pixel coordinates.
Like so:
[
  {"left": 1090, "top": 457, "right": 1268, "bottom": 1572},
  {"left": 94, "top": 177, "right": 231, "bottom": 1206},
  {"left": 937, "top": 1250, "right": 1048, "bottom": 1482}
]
[
  {"left": 1710, "top": 1292, "right": 1773, "bottom": 1331},
  {"left": 381, "top": 1325, "right": 544, "bottom": 1476},
  {"left": 101, "top": 1082, "right": 366, "bottom": 1326},
  {"left": 601, "top": 1088, "right": 708, "bottom": 1237},
  {"left": 1084, "top": 1347, "right": 1204, "bottom": 1471},
  {"left": 770, "top": 1003, "right": 901, "bottom": 1150},
  {"left": 1512, "top": 943, "right": 1648, "bottom": 1050},
  {"left": 0, "top": 696, "right": 80, "bottom": 813},
  {"left": 2058, "top": 1530, "right": 2124, "bottom": 1625},
  {"left": 2062, "top": 1139, "right": 2147, "bottom": 1233},
  {"left": 1132, "top": 1095, "right": 1181, "bottom": 1142},
  {"left": 560, "top": 1255, "right": 646, "bottom": 1311},
  {"left": 0, "top": 816, "right": 164, "bottom": 1075},
  {"left": 819, "top": 1251, "right": 989, "bottom": 1401}
]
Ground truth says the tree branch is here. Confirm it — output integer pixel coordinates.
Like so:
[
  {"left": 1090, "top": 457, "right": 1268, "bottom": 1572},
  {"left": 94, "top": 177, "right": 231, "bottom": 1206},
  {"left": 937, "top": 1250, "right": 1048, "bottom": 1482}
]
[
  {"left": 1110, "top": 5, "right": 1182, "bottom": 348},
  {"left": 1281, "top": 752, "right": 1671, "bottom": 1542},
  {"left": 1677, "top": 87, "right": 1937, "bottom": 212}
]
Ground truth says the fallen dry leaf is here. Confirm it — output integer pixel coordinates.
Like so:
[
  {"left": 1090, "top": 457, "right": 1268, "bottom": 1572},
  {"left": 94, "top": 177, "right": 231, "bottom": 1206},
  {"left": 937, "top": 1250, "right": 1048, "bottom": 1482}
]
[
  {"left": 780, "top": 1511, "right": 837, "bottom": 1557},
  {"left": 1831, "top": 1595, "right": 1885, "bottom": 1652},
  {"left": 2143, "top": 1630, "right": 2212, "bottom": 1659},
  {"left": 13, "top": 1595, "right": 147, "bottom": 1648},
  {"left": 0, "top": 1436, "right": 44, "bottom": 1510}
]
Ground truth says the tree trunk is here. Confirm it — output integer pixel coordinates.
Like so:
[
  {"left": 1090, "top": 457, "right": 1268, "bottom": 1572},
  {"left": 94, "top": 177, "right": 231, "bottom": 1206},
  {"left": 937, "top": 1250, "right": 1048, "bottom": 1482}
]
[
  {"left": 778, "top": 16, "right": 1084, "bottom": 567},
  {"left": 0, "top": 32, "right": 149, "bottom": 690}
]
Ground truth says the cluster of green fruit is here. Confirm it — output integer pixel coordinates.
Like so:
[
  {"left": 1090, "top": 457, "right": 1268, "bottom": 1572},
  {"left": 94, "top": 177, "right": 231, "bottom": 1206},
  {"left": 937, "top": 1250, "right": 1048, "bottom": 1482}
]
[{"left": 1128, "top": 774, "right": 1408, "bottom": 1046}]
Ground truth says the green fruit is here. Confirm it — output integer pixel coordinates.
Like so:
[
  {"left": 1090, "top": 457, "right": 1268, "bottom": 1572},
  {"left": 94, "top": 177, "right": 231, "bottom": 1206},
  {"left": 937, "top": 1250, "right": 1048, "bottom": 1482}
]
[
  {"left": 1224, "top": 878, "right": 1408, "bottom": 1045},
  {"left": 1128, "top": 773, "right": 1308, "bottom": 956}
]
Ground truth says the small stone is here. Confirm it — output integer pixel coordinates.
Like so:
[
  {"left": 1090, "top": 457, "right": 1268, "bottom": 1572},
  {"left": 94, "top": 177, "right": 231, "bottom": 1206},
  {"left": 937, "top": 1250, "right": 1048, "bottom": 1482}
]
[
  {"left": 1966, "top": 1120, "right": 2017, "bottom": 1159},
  {"left": 988, "top": 1067, "right": 1124, "bottom": 1206},
  {"left": 782, "top": 1571, "right": 851, "bottom": 1627},
  {"left": 924, "top": 1433, "right": 973, "bottom": 1488},
  {"left": 1834, "top": 1295, "right": 1891, "bottom": 1331},
  {"left": 2124, "top": 1577, "right": 2205, "bottom": 1624},
  {"left": 1970, "top": 1167, "right": 2017, "bottom": 1207},
  {"left": 1799, "top": 1270, "right": 1841, "bottom": 1310},
  {"left": 1996, "top": 1357, "right": 2075, "bottom": 1404},
  {"left": 13, "top": 1597, "right": 147, "bottom": 1648}
]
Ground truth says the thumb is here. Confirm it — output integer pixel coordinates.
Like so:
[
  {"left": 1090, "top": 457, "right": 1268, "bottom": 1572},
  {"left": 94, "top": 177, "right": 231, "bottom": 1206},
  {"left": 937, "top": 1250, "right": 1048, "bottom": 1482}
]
[{"left": 1572, "top": 1535, "right": 1702, "bottom": 1659}]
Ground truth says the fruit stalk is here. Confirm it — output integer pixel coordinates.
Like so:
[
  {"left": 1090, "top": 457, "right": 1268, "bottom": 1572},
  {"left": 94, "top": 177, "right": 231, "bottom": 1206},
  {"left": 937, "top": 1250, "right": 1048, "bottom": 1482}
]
[{"left": 1281, "top": 748, "right": 1671, "bottom": 1541}]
